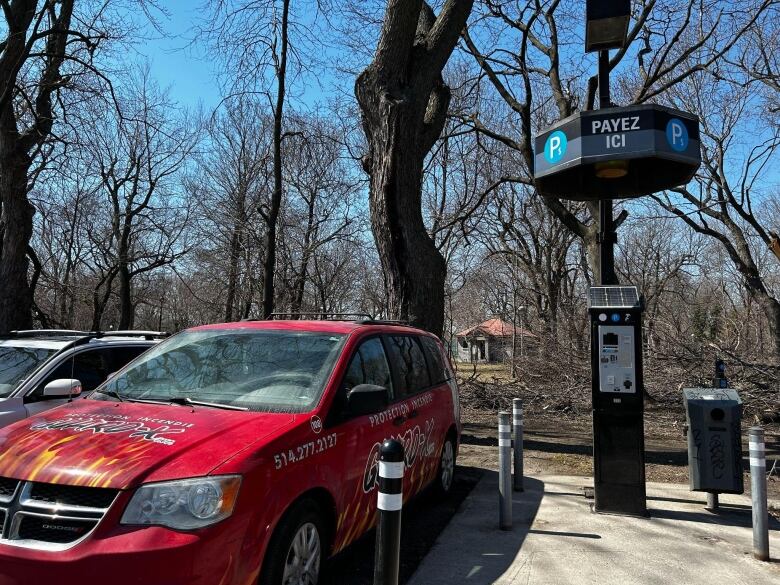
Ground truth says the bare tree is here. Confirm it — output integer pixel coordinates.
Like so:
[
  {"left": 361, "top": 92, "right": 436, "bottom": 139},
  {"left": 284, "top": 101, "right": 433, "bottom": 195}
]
[
  {"left": 459, "top": 0, "right": 775, "bottom": 281},
  {"left": 653, "top": 75, "right": 780, "bottom": 358},
  {"left": 78, "top": 73, "right": 198, "bottom": 329},
  {"left": 356, "top": 0, "right": 474, "bottom": 336}
]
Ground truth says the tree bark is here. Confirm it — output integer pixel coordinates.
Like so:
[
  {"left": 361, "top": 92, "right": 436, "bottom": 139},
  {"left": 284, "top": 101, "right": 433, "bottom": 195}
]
[
  {"left": 117, "top": 260, "right": 133, "bottom": 330},
  {"left": 356, "top": 0, "right": 473, "bottom": 336},
  {"left": 0, "top": 147, "right": 34, "bottom": 332},
  {"left": 261, "top": 0, "right": 290, "bottom": 318},
  {"left": 0, "top": 0, "right": 75, "bottom": 332}
]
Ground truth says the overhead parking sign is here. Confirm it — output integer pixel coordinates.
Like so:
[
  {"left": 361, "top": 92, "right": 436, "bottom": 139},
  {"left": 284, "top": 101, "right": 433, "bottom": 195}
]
[{"left": 533, "top": 104, "right": 701, "bottom": 200}]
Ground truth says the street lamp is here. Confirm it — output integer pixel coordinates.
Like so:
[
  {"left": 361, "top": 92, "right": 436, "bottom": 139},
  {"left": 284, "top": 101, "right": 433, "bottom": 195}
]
[{"left": 585, "top": 0, "right": 631, "bottom": 53}]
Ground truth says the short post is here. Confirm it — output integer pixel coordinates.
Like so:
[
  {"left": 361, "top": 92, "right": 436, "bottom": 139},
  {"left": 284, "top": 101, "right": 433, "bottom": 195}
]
[
  {"left": 499, "top": 411, "right": 512, "bottom": 530},
  {"left": 749, "top": 427, "right": 769, "bottom": 561},
  {"left": 513, "top": 398, "right": 524, "bottom": 492},
  {"left": 705, "top": 492, "right": 719, "bottom": 512},
  {"left": 374, "top": 439, "right": 405, "bottom": 585}
]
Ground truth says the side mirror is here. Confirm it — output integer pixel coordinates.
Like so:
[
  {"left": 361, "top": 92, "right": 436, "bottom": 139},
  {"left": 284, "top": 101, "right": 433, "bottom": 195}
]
[
  {"left": 43, "top": 379, "right": 82, "bottom": 398},
  {"left": 347, "top": 384, "right": 388, "bottom": 417}
]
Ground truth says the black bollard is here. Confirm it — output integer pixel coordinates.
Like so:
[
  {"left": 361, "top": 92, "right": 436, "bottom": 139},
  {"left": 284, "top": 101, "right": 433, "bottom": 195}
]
[{"left": 374, "top": 439, "right": 405, "bottom": 585}]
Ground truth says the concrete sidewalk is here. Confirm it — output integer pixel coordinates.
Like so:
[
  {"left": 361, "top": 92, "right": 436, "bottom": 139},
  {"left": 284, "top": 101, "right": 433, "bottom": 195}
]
[{"left": 408, "top": 472, "right": 780, "bottom": 585}]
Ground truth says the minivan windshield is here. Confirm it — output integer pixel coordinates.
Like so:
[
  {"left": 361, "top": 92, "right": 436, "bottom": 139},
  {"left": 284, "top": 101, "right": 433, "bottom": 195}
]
[
  {"left": 92, "top": 329, "right": 346, "bottom": 412},
  {"left": 0, "top": 346, "right": 58, "bottom": 397}
]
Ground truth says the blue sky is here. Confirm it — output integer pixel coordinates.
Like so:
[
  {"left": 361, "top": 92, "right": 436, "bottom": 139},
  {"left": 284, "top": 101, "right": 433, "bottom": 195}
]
[{"left": 136, "top": 2, "right": 222, "bottom": 110}]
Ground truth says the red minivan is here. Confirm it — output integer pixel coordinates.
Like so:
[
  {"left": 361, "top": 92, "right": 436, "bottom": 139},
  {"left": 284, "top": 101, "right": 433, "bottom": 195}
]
[{"left": 0, "top": 318, "right": 461, "bottom": 585}]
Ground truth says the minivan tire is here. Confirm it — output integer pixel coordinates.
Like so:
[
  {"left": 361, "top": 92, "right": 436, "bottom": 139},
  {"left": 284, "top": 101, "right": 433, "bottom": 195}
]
[
  {"left": 433, "top": 435, "right": 456, "bottom": 496},
  {"left": 260, "top": 498, "right": 326, "bottom": 585}
]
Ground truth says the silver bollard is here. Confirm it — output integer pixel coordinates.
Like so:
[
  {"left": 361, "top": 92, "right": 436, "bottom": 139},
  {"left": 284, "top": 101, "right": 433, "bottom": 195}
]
[
  {"left": 513, "top": 398, "right": 524, "bottom": 492},
  {"left": 499, "top": 411, "right": 512, "bottom": 530},
  {"left": 749, "top": 427, "right": 769, "bottom": 561},
  {"left": 705, "top": 492, "right": 719, "bottom": 512}
]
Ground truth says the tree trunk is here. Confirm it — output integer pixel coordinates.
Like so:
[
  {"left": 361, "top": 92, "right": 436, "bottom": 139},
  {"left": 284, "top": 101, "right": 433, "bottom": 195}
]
[
  {"left": 756, "top": 294, "right": 780, "bottom": 360},
  {"left": 355, "top": 0, "right": 473, "bottom": 337},
  {"left": 117, "top": 261, "right": 133, "bottom": 330},
  {"left": 0, "top": 147, "right": 34, "bottom": 333},
  {"left": 261, "top": 0, "right": 290, "bottom": 318},
  {"left": 291, "top": 193, "right": 317, "bottom": 314},
  {"left": 362, "top": 112, "right": 447, "bottom": 334},
  {"left": 224, "top": 224, "right": 242, "bottom": 322}
]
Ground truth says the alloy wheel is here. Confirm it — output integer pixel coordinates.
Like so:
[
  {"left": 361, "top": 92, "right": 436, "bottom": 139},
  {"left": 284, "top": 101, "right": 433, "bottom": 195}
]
[{"left": 282, "top": 521, "right": 321, "bottom": 585}]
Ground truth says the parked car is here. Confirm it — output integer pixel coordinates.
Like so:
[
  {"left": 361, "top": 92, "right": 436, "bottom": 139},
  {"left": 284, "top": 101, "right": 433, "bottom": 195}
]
[
  {"left": 0, "top": 330, "right": 166, "bottom": 429},
  {"left": 0, "top": 318, "right": 460, "bottom": 585}
]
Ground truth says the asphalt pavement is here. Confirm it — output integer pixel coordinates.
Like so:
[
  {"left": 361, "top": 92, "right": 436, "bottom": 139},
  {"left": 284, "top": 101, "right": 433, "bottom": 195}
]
[{"left": 407, "top": 471, "right": 780, "bottom": 585}]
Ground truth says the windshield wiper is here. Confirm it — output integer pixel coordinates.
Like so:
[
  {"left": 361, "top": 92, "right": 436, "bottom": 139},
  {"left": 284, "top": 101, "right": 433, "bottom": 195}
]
[{"left": 155, "top": 396, "right": 249, "bottom": 411}]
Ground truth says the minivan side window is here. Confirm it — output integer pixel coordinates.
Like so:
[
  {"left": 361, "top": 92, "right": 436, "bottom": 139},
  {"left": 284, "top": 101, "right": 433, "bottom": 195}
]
[
  {"left": 342, "top": 338, "right": 393, "bottom": 392},
  {"left": 420, "top": 336, "right": 449, "bottom": 385},
  {"left": 329, "top": 337, "right": 394, "bottom": 425},
  {"left": 385, "top": 335, "right": 430, "bottom": 397}
]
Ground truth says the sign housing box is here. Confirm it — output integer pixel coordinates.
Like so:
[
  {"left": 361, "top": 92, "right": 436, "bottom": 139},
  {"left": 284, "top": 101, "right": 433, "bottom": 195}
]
[{"left": 534, "top": 104, "right": 701, "bottom": 200}]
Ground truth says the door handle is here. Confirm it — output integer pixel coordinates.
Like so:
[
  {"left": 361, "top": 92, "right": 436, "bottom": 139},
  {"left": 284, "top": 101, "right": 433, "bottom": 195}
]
[{"left": 393, "top": 416, "right": 406, "bottom": 426}]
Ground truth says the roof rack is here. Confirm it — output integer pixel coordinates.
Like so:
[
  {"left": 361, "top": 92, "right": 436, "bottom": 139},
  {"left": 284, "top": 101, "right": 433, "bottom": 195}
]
[
  {"left": 355, "top": 319, "right": 409, "bottom": 326},
  {"left": 9, "top": 330, "right": 90, "bottom": 338},
  {"left": 103, "top": 330, "right": 169, "bottom": 340},
  {"left": 266, "top": 313, "right": 375, "bottom": 321},
  {"left": 6, "top": 329, "right": 168, "bottom": 343}
]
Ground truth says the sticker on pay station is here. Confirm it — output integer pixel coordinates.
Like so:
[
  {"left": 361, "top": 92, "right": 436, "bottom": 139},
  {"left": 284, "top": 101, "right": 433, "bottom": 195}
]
[
  {"left": 666, "top": 118, "right": 689, "bottom": 152},
  {"left": 544, "top": 130, "right": 567, "bottom": 164}
]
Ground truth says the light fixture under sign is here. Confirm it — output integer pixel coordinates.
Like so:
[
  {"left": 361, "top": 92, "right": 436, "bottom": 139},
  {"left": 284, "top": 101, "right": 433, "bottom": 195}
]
[{"left": 595, "top": 160, "right": 629, "bottom": 179}]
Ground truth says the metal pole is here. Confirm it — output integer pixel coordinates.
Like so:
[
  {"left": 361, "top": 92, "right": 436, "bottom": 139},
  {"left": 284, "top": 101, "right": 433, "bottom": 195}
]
[
  {"left": 705, "top": 492, "right": 719, "bottom": 512},
  {"left": 749, "top": 427, "right": 769, "bottom": 561},
  {"left": 374, "top": 439, "right": 404, "bottom": 585},
  {"left": 597, "top": 50, "right": 617, "bottom": 287},
  {"left": 499, "top": 411, "right": 512, "bottom": 530},
  {"left": 598, "top": 50, "right": 611, "bottom": 108},
  {"left": 513, "top": 399, "right": 524, "bottom": 492}
]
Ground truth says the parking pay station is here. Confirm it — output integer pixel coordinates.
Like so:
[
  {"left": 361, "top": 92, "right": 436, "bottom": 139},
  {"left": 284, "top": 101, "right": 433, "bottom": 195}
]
[
  {"left": 588, "top": 287, "right": 646, "bottom": 516},
  {"left": 532, "top": 0, "right": 701, "bottom": 518}
]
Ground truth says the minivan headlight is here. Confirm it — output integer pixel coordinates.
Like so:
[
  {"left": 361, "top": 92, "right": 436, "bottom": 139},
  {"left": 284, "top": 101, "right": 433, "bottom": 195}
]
[{"left": 121, "top": 476, "right": 241, "bottom": 530}]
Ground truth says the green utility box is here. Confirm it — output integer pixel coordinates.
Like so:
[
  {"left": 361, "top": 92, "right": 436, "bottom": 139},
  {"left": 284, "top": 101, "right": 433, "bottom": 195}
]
[{"left": 682, "top": 388, "right": 744, "bottom": 494}]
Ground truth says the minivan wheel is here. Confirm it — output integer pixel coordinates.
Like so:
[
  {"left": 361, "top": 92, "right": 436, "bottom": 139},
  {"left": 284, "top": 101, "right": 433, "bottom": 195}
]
[
  {"left": 260, "top": 499, "right": 325, "bottom": 585},
  {"left": 435, "top": 436, "right": 456, "bottom": 495}
]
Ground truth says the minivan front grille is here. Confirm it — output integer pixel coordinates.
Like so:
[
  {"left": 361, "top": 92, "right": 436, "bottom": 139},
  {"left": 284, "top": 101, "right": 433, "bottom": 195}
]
[
  {"left": 17, "top": 514, "right": 96, "bottom": 544},
  {"left": 29, "top": 482, "right": 117, "bottom": 510},
  {"left": 0, "top": 477, "right": 117, "bottom": 550}
]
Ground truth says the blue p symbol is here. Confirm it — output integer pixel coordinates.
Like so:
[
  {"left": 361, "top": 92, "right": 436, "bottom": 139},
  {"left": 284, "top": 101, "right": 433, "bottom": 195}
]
[
  {"left": 666, "top": 119, "right": 689, "bottom": 152},
  {"left": 544, "top": 130, "right": 567, "bottom": 164}
]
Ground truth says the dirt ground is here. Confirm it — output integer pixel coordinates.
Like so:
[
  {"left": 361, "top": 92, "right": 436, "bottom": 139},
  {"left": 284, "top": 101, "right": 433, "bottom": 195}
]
[{"left": 457, "top": 406, "right": 780, "bottom": 501}]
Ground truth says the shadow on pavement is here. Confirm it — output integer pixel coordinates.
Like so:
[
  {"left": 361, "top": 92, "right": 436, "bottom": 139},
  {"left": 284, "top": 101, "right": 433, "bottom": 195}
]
[
  {"left": 650, "top": 506, "right": 780, "bottom": 530},
  {"left": 322, "top": 465, "right": 483, "bottom": 585},
  {"left": 407, "top": 470, "right": 546, "bottom": 584}
]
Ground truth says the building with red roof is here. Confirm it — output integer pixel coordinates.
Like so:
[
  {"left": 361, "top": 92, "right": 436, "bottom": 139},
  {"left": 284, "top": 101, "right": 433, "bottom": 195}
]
[{"left": 454, "top": 318, "right": 537, "bottom": 363}]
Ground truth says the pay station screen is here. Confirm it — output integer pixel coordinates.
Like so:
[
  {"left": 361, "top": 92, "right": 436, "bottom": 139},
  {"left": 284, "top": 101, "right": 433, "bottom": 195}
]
[{"left": 598, "top": 325, "right": 636, "bottom": 393}]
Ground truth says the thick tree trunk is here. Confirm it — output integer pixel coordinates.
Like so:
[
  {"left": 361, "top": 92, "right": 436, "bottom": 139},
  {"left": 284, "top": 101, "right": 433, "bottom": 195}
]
[
  {"left": 355, "top": 0, "right": 473, "bottom": 337},
  {"left": 0, "top": 147, "right": 34, "bottom": 333},
  {"left": 362, "top": 109, "right": 447, "bottom": 334}
]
